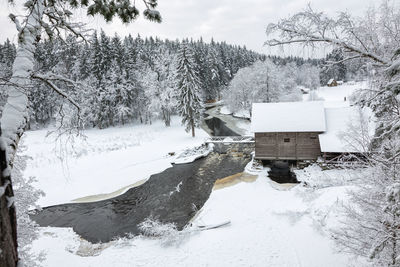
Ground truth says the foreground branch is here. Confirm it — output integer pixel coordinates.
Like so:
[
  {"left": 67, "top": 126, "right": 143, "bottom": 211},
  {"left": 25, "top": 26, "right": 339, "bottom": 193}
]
[{"left": 31, "top": 73, "right": 80, "bottom": 111}]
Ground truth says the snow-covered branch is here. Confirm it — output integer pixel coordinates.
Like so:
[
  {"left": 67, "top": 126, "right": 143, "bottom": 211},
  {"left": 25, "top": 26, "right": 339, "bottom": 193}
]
[
  {"left": 265, "top": 5, "right": 393, "bottom": 66},
  {"left": 325, "top": 55, "right": 365, "bottom": 65},
  {"left": 31, "top": 73, "right": 80, "bottom": 111},
  {"left": 266, "top": 25, "right": 389, "bottom": 65}
]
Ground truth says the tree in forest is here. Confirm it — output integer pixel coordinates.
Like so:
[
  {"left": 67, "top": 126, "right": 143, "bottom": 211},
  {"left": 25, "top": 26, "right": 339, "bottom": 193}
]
[
  {"left": 0, "top": 0, "right": 161, "bottom": 266},
  {"left": 176, "top": 42, "right": 203, "bottom": 137},
  {"left": 223, "top": 60, "right": 302, "bottom": 116},
  {"left": 143, "top": 48, "right": 177, "bottom": 126},
  {"left": 266, "top": 1, "right": 400, "bottom": 265},
  {"left": 320, "top": 48, "right": 347, "bottom": 84}
]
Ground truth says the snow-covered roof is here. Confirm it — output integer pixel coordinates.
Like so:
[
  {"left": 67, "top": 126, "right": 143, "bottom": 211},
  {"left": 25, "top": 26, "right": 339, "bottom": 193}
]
[
  {"left": 251, "top": 101, "right": 326, "bottom": 133},
  {"left": 318, "top": 106, "right": 374, "bottom": 153},
  {"left": 327, "top": 78, "right": 335, "bottom": 84}
]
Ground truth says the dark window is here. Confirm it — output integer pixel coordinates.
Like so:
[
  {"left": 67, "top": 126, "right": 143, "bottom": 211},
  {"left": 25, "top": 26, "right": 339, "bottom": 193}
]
[
  {"left": 284, "top": 138, "right": 290, "bottom": 143},
  {"left": 310, "top": 136, "right": 317, "bottom": 140}
]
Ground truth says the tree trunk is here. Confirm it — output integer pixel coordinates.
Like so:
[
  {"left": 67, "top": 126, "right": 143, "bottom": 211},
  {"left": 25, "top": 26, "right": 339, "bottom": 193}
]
[
  {"left": 191, "top": 122, "right": 195, "bottom": 137},
  {"left": 163, "top": 108, "right": 171, "bottom": 127},
  {"left": 0, "top": 131, "right": 18, "bottom": 267},
  {"left": 1, "top": 0, "right": 44, "bottom": 163},
  {"left": 166, "top": 112, "right": 171, "bottom": 127},
  {"left": 0, "top": 2, "right": 44, "bottom": 265}
]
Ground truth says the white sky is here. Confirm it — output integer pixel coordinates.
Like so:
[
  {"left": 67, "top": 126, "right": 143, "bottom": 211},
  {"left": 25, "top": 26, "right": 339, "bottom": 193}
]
[{"left": 0, "top": 0, "right": 378, "bottom": 57}]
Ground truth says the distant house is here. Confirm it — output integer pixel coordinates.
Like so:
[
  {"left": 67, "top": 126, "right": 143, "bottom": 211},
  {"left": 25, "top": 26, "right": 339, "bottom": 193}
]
[
  {"left": 251, "top": 102, "right": 373, "bottom": 161},
  {"left": 327, "top": 79, "right": 337, "bottom": 87}
]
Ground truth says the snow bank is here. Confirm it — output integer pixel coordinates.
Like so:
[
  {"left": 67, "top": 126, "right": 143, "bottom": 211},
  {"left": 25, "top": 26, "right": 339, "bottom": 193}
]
[
  {"left": 232, "top": 109, "right": 250, "bottom": 119},
  {"left": 173, "top": 144, "right": 213, "bottom": 164},
  {"left": 219, "top": 106, "right": 232, "bottom": 115},
  {"left": 294, "top": 164, "right": 360, "bottom": 188}
]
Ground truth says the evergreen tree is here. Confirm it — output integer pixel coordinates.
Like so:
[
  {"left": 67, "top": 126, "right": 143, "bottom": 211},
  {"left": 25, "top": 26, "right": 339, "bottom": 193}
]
[{"left": 176, "top": 42, "right": 203, "bottom": 137}]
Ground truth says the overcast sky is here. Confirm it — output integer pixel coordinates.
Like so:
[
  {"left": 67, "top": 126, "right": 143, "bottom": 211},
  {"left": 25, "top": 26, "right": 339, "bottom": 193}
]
[{"left": 0, "top": 0, "right": 378, "bottom": 56}]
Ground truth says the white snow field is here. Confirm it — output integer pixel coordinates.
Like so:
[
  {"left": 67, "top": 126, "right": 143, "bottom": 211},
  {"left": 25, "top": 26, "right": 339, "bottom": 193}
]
[
  {"left": 304, "top": 81, "right": 368, "bottom": 105},
  {"left": 23, "top": 117, "right": 209, "bottom": 206}
]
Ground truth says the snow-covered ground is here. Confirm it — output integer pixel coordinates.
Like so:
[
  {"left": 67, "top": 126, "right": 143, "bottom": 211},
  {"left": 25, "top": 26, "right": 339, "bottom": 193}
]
[
  {"left": 29, "top": 167, "right": 365, "bottom": 267},
  {"left": 23, "top": 117, "right": 209, "bottom": 206},
  {"left": 304, "top": 81, "right": 368, "bottom": 105}
]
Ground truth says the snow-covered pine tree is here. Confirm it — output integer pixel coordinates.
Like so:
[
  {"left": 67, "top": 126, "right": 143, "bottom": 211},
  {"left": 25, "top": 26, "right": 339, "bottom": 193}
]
[
  {"left": 77, "top": 42, "right": 91, "bottom": 80},
  {"left": 176, "top": 42, "right": 203, "bottom": 137},
  {"left": 204, "top": 45, "right": 221, "bottom": 101},
  {"left": 111, "top": 34, "right": 125, "bottom": 75},
  {"left": 325, "top": 48, "right": 347, "bottom": 83},
  {"left": 0, "top": 39, "right": 16, "bottom": 79}
]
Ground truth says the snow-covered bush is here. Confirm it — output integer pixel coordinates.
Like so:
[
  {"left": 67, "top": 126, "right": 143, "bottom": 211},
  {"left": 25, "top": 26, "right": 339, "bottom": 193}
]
[
  {"left": 12, "top": 143, "right": 45, "bottom": 266},
  {"left": 138, "top": 218, "right": 193, "bottom": 247},
  {"left": 295, "top": 164, "right": 358, "bottom": 188},
  {"left": 333, "top": 148, "right": 400, "bottom": 265}
]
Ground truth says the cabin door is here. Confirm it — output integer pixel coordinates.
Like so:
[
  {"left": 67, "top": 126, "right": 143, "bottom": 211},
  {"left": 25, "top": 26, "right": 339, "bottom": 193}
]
[{"left": 277, "top": 133, "right": 296, "bottom": 159}]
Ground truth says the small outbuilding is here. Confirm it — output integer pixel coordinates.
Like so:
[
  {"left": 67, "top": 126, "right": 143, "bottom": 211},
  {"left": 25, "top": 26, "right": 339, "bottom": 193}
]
[
  {"left": 251, "top": 102, "right": 326, "bottom": 160},
  {"left": 327, "top": 79, "right": 338, "bottom": 87},
  {"left": 251, "top": 101, "right": 374, "bottom": 161}
]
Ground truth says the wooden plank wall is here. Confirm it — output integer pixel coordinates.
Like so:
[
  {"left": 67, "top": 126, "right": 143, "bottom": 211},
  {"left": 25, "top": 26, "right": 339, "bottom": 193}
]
[{"left": 255, "top": 132, "right": 321, "bottom": 160}]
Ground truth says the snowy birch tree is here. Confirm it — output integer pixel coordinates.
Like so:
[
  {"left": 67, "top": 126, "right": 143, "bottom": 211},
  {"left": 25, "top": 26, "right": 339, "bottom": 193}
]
[
  {"left": 176, "top": 42, "right": 203, "bottom": 137},
  {"left": 223, "top": 60, "right": 302, "bottom": 115},
  {"left": 333, "top": 137, "right": 400, "bottom": 266},
  {"left": 142, "top": 47, "right": 177, "bottom": 127}
]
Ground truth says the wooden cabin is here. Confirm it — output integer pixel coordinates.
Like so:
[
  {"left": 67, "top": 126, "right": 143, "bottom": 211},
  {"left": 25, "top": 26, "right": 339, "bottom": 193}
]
[
  {"left": 327, "top": 79, "right": 338, "bottom": 87},
  {"left": 251, "top": 102, "right": 326, "bottom": 160},
  {"left": 251, "top": 102, "right": 374, "bottom": 161}
]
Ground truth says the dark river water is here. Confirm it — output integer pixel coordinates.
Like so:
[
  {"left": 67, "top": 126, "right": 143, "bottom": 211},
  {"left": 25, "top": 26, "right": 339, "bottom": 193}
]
[
  {"left": 204, "top": 117, "right": 240, "bottom": 136},
  {"left": 31, "top": 115, "right": 251, "bottom": 243}
]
